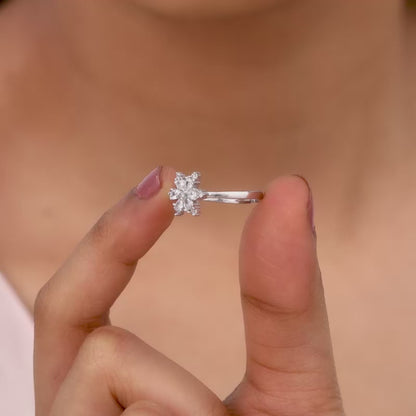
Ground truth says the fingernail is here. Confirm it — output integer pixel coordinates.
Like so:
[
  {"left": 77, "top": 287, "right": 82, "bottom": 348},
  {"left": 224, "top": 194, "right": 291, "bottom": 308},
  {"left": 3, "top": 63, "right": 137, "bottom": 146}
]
[
  {"left": 135, "top": 166, "right": 162, "bottom": 199},
  {"left": 292, "top": 174, "right": 316, "bottom": 237}
]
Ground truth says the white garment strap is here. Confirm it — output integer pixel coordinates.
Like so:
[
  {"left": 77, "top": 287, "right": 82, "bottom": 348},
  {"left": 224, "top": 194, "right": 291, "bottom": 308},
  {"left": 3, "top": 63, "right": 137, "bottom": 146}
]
[{"left": 0, "top": 272, "right": 35, "bottom": 416}]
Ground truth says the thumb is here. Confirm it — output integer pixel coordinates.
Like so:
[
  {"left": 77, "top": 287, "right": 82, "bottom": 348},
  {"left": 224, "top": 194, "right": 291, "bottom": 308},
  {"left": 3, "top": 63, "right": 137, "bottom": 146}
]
[
  {"left": 224, "top": 175, "right": 344, "bottom": 416},
  {"left": 122, "top": 401, "right": 170, "bottom": 416}
]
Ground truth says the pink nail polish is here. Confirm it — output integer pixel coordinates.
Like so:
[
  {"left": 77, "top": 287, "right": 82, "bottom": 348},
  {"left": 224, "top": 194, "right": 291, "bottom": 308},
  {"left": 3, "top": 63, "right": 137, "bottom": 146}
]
[
  {"left": 292, "top": 174, "right": 316, "bottom": 237},
  {"left": 135, "top": 166, "right": 162, "bottom": 199},
  {"left": 307, "top": 187, "right": 317, "bottom": 239}
]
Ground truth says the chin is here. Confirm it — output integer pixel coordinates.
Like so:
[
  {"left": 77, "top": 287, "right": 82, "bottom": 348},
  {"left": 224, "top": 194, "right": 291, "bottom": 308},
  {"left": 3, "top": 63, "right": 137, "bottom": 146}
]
[{"left": 134, "top": 0, "right": 282, "bottom": 19}]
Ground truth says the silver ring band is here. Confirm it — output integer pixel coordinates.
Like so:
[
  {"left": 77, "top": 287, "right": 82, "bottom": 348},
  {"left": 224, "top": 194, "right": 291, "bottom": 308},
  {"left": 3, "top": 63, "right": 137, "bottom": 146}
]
[
  {"left": 169, "top": 172, "right": 264, "bottom": 216},
  {"left": 201, "top": 191, "right": 264, "bottom": 204}
]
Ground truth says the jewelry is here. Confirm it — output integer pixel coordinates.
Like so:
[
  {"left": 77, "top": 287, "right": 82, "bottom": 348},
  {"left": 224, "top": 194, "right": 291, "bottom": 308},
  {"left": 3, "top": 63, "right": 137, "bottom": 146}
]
[{"left": 169, "top": 171, "right": 264, "bottom": 216}]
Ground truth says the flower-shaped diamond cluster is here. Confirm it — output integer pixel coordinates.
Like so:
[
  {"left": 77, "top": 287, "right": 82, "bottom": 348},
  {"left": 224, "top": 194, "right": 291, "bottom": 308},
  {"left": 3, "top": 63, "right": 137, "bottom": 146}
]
[{"left": 169, "top": 172, "right": 203, "bottom": 216}]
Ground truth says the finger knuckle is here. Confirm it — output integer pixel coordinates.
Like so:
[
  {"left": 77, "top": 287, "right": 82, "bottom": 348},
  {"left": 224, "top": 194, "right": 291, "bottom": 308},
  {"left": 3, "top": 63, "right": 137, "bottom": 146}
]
[
  {"left": 59, "top": 326, "right": 136, "bottom": 386},
  {"left": 34, "top": 279, "right": 56, "bottom": 324},
  {"left": 127, "top": 401, "right": 167, "bottom": 415},
  {"left": 241, "top": 291, "right": 310, "bottom": 319},
  {"left": 81, "top": 326, "right": 135, "bottom": 366},
  {"left": 292, "top": 386, "right": 345, "bottom": 416},
  {"left": 88, "top": 209, "right": 113, "bottom": 245}
]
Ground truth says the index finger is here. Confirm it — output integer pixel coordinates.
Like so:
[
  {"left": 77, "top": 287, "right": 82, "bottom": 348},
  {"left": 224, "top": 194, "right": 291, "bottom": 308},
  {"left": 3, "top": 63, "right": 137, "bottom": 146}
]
[{"left": 34, "top": 166, "right": 176, "bottom": 416}]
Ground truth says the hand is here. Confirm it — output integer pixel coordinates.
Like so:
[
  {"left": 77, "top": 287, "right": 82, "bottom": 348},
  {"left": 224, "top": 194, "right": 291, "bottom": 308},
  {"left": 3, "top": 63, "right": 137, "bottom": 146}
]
[{"left": 34, "top": 166, "right": 345, "bottom": 416}]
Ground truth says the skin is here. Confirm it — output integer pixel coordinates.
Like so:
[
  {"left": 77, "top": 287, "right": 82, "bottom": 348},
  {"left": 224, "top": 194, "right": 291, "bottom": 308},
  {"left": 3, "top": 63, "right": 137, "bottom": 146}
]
[
  {"left": 34, "top": 168, "right": 343, "bottom": 415},
  {"left": 0, "top": 0, "right": 415, "bottom": 414}
]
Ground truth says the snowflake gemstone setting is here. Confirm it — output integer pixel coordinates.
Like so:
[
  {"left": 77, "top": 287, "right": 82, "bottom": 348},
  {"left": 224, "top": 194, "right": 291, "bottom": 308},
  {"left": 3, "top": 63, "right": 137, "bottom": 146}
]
[{"left": 169, "top": 172, "right": 204, "bottom": 216}]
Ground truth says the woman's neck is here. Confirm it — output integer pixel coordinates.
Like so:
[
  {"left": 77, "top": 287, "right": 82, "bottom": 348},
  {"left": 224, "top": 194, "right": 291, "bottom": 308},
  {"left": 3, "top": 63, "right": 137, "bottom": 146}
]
[{"left": 1, "top": 1, "right": 410, "bottom": 209}]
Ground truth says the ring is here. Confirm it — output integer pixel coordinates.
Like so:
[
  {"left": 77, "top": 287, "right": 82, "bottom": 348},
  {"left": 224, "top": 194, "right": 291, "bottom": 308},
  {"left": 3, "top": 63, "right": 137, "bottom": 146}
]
[{"left": 169, "top": 171, "right": 264, "bottom": 216}]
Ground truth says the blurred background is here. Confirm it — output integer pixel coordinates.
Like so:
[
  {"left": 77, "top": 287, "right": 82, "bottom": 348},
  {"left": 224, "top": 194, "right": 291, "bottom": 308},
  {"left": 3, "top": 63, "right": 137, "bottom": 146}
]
[{"left": 0, "top": 1, "right": 415, "bottom": 415}]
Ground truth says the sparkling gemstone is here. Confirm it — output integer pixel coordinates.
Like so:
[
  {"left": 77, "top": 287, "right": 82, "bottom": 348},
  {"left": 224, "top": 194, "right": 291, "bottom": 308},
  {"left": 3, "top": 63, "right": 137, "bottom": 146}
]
[
  {"left": 168, "top": 188, "right": 182, "bottom": 200},
  {"left": 188, "top": 188, "right": 203, "bottom": 201},
  {"left": 191, "top": 171, "right": 201, "bottom": 182},
  {"left": 169, "top": 172, "right": 203, "bottom": 216},
  {"left": 190, "top": 203, "right": 200, "bottom": 216},
  {"left": 173, "top": 199, "right": 185, "bottom": 215},
  {"left": 174, "top": 174, "right": 187, "bottom": 191}
]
